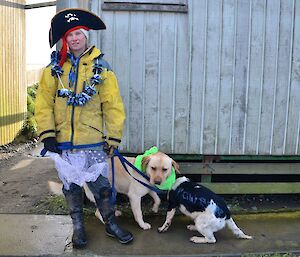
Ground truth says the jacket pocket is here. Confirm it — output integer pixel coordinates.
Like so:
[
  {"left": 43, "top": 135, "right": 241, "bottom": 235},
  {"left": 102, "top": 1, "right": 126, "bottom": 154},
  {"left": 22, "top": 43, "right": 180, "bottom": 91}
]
[
  {"left": 80, "top": 106, "right": 103, "bottom": 132},
  {"left": 82, "top": 123, "right": 102, "bottom": 133},
  {"left": 81, "top": 118, "right": 104, "bottom": 138}
]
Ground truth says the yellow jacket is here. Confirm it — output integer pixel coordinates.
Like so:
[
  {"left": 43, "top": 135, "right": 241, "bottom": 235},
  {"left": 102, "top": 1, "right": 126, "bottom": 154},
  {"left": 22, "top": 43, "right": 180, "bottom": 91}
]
[{"left": 35, "top": 46, "right": 125, "bottom": 148}]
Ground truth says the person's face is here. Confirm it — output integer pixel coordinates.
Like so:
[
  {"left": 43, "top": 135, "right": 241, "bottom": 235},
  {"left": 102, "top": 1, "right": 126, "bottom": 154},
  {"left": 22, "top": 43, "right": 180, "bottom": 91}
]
[{"left": 66, "top": 29, "right": 87, "bottom": 55}]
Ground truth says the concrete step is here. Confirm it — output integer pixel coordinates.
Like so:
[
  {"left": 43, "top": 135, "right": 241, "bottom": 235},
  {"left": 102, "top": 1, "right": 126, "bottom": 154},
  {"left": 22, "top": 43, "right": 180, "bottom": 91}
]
[{"left": 0, "top": 212, "right": 300, "bottom": 256}]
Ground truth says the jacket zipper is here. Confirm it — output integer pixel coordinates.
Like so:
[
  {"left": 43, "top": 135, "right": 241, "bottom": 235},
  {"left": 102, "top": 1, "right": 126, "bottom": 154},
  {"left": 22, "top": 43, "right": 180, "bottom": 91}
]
[{"left": 70, "top": 57, "right": 80, "bottom": 144}]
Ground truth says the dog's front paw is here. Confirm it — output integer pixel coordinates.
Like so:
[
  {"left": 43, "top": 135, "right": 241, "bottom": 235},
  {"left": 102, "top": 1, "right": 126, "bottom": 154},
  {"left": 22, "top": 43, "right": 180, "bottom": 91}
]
[
  {"left": 140, "top": 222, "right": 151, "bottom": 230},
  {"left": 243, "top": 235, "right": 253, "bottom": 240},
  {"left": 158, "top": 223, "right": 169, "bottom": 233},
  {"left": 158, "top": 226, "right": 165, "bottom": 233}
]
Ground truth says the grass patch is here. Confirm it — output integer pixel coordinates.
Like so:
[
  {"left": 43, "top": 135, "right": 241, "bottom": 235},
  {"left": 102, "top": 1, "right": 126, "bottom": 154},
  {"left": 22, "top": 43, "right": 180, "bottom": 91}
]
[
  {"left": 29, "top": 193, "right": 168, "bottom": 217},
  {"left": 242, "top": 253, "right": 298, "bottom": 257},
  {"left": 30, "top": 194, "right": 99, "bottom": 216},
  {"left": 31, "top": 195, "right": 68, "bottom": 215}
]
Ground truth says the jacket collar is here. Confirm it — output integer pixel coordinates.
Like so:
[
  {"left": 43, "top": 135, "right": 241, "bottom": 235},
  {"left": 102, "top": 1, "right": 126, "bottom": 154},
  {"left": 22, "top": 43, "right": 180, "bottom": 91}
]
[{"left": 67, "top": 45, "right": 101, "bottom": 63}]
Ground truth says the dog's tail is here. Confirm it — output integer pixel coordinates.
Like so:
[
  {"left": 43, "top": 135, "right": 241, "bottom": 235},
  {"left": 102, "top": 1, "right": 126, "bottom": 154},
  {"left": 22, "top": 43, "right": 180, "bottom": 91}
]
[{"left": 226, "top": 218, "right": 252, "bottom": 239}]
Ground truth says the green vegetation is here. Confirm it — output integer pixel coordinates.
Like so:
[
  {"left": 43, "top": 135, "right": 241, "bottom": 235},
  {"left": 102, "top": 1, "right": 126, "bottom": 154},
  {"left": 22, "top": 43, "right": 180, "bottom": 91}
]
[
  {"left": 30, "top": 195, "right": 68, "bottom": 215},
  {"left": 15, "top": 83, "right": 39, "bottom": 143},
  {"left": 23, "top": 83, "right": 38, "bottom": 140},
  {"left": 30, "top": 194, "right": 98, "bottom": 216},
  {"left": 242, "top": 254, "right": 298, "bottom": 257},
  {"left": 30, "top": 194, "right": 163, "bottom": 217}
]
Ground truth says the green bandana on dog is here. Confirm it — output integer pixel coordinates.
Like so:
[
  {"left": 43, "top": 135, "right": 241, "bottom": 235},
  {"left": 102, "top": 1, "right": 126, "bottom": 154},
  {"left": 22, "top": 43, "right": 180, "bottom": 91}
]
[{"left": 134, "top": 146, "right": 176, "bottom": 190}]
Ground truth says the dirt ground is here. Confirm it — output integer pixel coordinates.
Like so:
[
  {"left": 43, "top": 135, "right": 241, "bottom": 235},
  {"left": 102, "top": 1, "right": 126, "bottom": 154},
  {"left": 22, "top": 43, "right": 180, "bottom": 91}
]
[
  {"left": 0, "top": 141, "right": 299, "bottom": 216},
  {"left": 0, "top": 141, "right": 61, "bottom": 214}
]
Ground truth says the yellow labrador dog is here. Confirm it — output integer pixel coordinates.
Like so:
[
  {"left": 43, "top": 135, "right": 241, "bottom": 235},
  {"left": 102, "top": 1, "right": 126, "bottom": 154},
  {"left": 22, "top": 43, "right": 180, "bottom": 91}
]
[{"left": 49, "top": 151, "right": 180, "bottom": 230}]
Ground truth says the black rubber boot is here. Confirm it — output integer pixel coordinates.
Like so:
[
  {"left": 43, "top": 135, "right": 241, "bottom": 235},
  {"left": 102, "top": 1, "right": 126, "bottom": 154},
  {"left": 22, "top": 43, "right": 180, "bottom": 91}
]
[
  {"left": 64, "top": 190, "right": 87, "bottom": 249},
  {"left": 105, "top": 215, "right": 134, "bottom": 244},
  {"left": 95, "top": 187, "right": 133, "bottom": 244}
]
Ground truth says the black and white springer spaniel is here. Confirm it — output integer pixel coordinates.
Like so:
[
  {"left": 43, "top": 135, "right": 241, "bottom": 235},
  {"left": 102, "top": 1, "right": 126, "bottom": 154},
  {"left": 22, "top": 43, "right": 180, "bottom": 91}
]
[{"left": 158, "top": 176, "right": 252, "bottom": 243}]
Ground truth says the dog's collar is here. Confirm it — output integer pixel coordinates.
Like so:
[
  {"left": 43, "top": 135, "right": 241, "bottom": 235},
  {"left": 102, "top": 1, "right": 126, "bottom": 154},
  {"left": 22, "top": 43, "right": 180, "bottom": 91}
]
[{"left": 134, "top": 146, "right": 177, "bottom": 191}]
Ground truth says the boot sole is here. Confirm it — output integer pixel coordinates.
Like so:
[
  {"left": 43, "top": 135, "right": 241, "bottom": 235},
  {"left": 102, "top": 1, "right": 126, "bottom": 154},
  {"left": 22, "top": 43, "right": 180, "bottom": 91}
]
[
  {"left": 106, "top": 231, "right": 133, "bottom": 244},
  {"left": 72, "top": 242, "right": 87, "bottom": 249}
]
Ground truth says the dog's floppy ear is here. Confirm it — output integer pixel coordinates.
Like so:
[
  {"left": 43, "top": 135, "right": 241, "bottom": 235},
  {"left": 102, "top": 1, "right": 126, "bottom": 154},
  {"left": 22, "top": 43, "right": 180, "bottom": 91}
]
[
  {"left": 141, "top": 156, "right": 151, "bottom": 171},
  {"left": 172, "top": 159, "right": 180, "bottom": 174}
]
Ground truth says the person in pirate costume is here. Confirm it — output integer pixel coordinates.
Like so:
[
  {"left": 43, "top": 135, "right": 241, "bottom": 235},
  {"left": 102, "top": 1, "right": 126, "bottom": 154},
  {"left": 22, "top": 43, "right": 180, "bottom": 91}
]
[{"left": 35, "top": 8, "right": 133, "bottom": 248}]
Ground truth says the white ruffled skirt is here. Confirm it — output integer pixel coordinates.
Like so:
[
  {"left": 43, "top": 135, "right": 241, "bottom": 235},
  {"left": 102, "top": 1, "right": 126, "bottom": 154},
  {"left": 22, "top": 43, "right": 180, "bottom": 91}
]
[{"left": 48, "top": 148, "right": 109, "bottom": 190}]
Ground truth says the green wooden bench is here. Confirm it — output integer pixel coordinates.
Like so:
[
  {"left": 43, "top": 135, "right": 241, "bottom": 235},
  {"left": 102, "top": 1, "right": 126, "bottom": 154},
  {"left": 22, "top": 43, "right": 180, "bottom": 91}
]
[{"left": 178, "top": 162, "right": 300, "bottom": 194}]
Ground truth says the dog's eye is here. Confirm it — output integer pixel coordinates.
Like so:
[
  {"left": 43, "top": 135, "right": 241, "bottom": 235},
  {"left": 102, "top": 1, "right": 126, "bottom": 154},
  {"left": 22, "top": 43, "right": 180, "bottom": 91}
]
[
  {"left": 162, "top": 168, "right": 168, "bottom": 172},
  {"left": 151, "top": 166, "right": 157, "bottom": 171}
]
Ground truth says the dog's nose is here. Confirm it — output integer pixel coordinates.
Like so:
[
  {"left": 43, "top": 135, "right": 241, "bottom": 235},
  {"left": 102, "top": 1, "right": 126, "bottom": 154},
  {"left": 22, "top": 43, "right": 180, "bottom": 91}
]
[{"left": 154, "top": 179, "right": 162, "bottom": 185}]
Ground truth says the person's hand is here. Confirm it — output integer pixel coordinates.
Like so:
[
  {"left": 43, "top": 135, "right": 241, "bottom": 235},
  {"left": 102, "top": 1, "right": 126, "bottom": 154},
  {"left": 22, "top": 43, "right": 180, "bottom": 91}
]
[
  {"left": 103, "top": 142, "right": 117, "bottom": 158},
  {"left": 42, "top": 137, "right": 62, "bottom": 154}
]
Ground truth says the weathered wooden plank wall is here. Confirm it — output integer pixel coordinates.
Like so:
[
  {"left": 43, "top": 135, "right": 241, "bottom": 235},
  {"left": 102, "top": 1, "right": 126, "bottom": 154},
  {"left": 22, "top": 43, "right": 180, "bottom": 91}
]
[
  {"left": 0, "top": 0, "right": 26, "bottom": 146},
  {"left": 58, "top": 0, "right": 300, "bottom": 155},
  {"left": 56, "top": 0, "right": 88, "bottom": 10}
]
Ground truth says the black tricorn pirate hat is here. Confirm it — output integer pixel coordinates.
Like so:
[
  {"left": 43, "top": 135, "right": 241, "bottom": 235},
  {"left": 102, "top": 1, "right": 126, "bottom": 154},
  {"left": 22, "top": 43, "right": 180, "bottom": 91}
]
[{"left": 49, "top": 8, "right": 106, "bottom": 47}]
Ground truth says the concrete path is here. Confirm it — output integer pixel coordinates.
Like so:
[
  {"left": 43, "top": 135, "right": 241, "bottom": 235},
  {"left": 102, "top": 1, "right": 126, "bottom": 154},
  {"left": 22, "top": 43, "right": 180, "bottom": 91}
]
[
  {"left": 1, "top": 212, "right": 300, "bottom": 256},
  {"left": 0, "top": 214, "right": 72, "bottom": 256}
]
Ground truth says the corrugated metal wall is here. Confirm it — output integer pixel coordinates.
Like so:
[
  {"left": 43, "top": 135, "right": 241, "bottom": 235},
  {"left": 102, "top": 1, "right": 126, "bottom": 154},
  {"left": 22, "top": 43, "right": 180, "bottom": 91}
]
[
  {"left": 0, "top": 0, "right": 26, "bottom": 146},
  {"left": 58, "top": 0, "right": 300, "bottom": 156}
]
